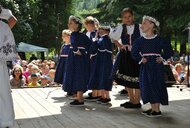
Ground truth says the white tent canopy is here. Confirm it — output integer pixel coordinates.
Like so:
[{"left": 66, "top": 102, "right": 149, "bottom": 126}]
[{"left": 17, "top": 42, "right": 48, "bottom": 52}]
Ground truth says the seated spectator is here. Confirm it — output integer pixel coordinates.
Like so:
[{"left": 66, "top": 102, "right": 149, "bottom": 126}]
[
  {"left": 28, "top": 65, "right": 41, "bottom": 83},
  {"left": 28, "top": 73, "right": 41, "bottom": 87},
  {"left": 10, "top": 66, "right": 26, "bottom": 88},
  {"left": 23, "top": 63, "right": 33, "bottom": 85},
  {"left": 172, "top": 63, "right": 185, "bottom": 83},
  {"left": 47, "top": 69, "right": 56, "bottom": 85},
  {"left": 21, "top": 63, "right": 28, "bottom": 72},
  {"left": 40, "top": 75, "right": 49, "bottom": 87},
  {"left": 41, "top": 65, "right": 49, "bottom": 75},
  {"left": 50, "top": 61, "right": 55, "bottom": 69}
]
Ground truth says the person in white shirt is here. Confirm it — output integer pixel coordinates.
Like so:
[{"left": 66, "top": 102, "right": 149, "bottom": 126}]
[{"left": 0, "top": 5, "right": 17, "bottom": 128}]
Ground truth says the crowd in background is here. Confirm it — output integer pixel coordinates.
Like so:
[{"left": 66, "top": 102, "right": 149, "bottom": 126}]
[{"left": 9, "top": 54, "right": 57, "bottom": 88}]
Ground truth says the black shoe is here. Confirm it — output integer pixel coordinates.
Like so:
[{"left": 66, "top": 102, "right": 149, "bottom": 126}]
[
  {"left": 101, "top": 98, "right": 111, "bottom": 105},
  {"left": 146, "top": 111, "right": 162, "bottom": 117},
  {"left": 96, "top": 98, "right": 104, "bottom": 104},
  {"left": 120, "top": 101, "right": 131, "bottom": 107},
  {"left": 84, "top": 96, "right": 100, "bottom": 101},
  {"left": 141, "top": 109, "right": 152, "bottom": 115},
  {"left": 67, "top": 92, "right": 73, "bottom": 96},
  {"left": 124, "top": 103, "right": 141, "bottom": 109},
  {"left": 88, "top": 92, "right": 92, "bottom": 97},
  {"left": 119, "top": 89, "right": 128, "bottom": 96},
  {"left": 70, "top": 100, "right": 84, "bottom": 106}
]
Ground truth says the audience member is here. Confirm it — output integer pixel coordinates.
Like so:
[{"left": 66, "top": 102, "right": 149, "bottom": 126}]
[
  {"left": 10, "top": 65, "right": 26, "bottom": 88},
  {"left": 28, "top": 73, "right": 41, "bottom": 87}
]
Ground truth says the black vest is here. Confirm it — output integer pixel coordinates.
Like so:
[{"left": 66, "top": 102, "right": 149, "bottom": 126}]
[{"left": 120, "top": 24, "right": 140, "bottom": 45}]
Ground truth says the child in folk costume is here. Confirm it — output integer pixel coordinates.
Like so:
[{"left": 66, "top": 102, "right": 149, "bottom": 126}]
[
  {"left": 0, "top": 6, "right": 17, "bottom": 128},
  {"left": 94, "top": 26, "right": 113, "bottom": 104},
  {"left": 63, "top": 16, "right": 92, "bottom": 106},
  {"left": 54, "top": 30, "right": 71, "bottom": 87},
  {"left": 131, "top": 16, "right": 173, "bottom": 117},
  {"left": 83, "top": 16, "right": 101, "bottom": 101},
  {"left": 109, "top": 8, "right": 143, "bottom": 108}
]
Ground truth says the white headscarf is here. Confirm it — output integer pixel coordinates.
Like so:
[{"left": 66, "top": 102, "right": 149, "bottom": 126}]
[{"left": 143, "top": 15, "right": 160, "bottom": 27}]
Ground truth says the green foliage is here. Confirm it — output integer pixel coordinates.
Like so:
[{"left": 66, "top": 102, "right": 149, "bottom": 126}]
[
  {"left": 96, "top": 0, "right": 190, "bottom": 37},
  {"left": 1, "top": 0, "right": 189, "bottom": 53},
  {"left": 0, "top": 0, "right": 37, "bottom": 43},
  {"left": 95, "top": 0, "right": 190, "bottom": 52},
  {"left": 74, "top": 0, "right": 105, "bottom": 10},
  {"left": 0, "top": 0, "right": 74, "bottom": 51}
]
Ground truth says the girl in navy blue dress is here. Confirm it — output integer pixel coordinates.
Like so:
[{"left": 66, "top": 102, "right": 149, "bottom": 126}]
[
  {"left": 54, "top": 29, "right": 71, "bottom": 88},
  {"left": 95, "top": 26, "right": 113, "bottom": 104},
  {"left": 64, "top": 16, "right": 92, "bottom": 106},
  {"left": 131, "top": 16, "right": 173, "bottom": 117},
  {"left": 83, "top": 16, "right": 102, "bottom": 101}
]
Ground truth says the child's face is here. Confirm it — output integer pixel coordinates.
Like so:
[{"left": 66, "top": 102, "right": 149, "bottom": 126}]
[
  {"left": 41, "top": 78, "right": 48, "bottom": 85},
  {"left": 14, "top": 68, "right": 22, "bottom": 76},
  {"left": 122, "top": 12, "right": 134, "bottom": 25},
  {"left": 49, "top": 70, "right": 55, "bottom": 78},
  {"left": 141, "top": 19, "right": 154, "bottom": 34},
  {"left": 84, "top": 23, "right": 95, "bottom": 32},
  {"left": 98, "top": 29, "right": 108, "bottom": 36},
  {"left": 62, "top": 33, "right": 70, "bottom": 44},
  {"left": 31, "top": 76, "right": 38, "bottom": 83},
  {"left": 50, "top": 62, "right": 55, "bottom": 68},
  {"left": 32, "top": 68, "right": 38, "bottom": 73}
]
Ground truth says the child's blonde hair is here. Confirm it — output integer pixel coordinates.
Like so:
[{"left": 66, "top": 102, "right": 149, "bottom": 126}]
[
  {"left": 84, "top": 16, "right": 95, "bottom": 25},
  {"left": 62, "top": 29, "right": 72, "bottom": 36}
]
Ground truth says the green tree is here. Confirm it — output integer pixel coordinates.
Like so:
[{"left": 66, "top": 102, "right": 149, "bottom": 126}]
[
  {"left": 1, "top": 0, "right": 74, "bottom": 51},
  {"left": 31, "top": 0, "right": 73, "bottom": 55},
  {"left": 0, "top": 0, "right": 38, "bottom": 43},
  {"left": 97, "top": 0, "right": 190, "bottom": 52}
]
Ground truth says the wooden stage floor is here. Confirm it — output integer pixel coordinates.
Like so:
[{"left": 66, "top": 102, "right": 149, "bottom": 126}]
[{"left": 12, "top": 85, "right": 190, "bottom": 128}]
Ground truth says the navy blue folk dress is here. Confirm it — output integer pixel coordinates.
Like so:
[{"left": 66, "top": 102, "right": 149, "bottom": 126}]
[
  {"left": 131, "top": 35, "right": 173, "bottom": 105},
  {"left": 63, "top": 31, "right": 92, "bottom": 93},
  {"left": 87, "top": 31, "right": 100, "bottom": 90},
  {"left": 112, "top": 24, "right": 141, "bottom": 88},
  {"left": 89, "top": 35, "right": 113, "bottom": 91},
  {"left": 54, "top": 44, "right": 70, "bottom": 85}
]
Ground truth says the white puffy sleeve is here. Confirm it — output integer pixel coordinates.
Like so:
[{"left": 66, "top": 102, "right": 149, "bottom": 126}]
[
  {"left": 109, "top": 24, "right": 123, "bottom": 42},
  {"left": 0, "top": 9, "right": 13, "bottom": 20}
]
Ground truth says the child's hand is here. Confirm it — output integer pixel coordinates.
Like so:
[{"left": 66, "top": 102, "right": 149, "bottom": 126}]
[
  {"left": 127, "top": 45, "right": 132, "bottom": 51},
  {"left": 120, "top": 45, "right": 127, "bottom": 51},
  {"left": 74, "top": 50, "right": 82, "bottom": 56}
]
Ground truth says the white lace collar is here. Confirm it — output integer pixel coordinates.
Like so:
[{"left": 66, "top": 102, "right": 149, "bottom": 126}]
[{"left": 143, "top": 34, "right": 158, "bottom": 39}]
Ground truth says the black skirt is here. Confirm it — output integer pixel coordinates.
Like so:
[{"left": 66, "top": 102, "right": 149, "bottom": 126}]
[{"left": 112, "top": 50, "right": 140, "bottom": 89}]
